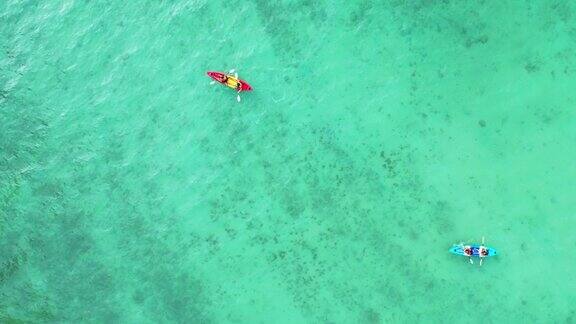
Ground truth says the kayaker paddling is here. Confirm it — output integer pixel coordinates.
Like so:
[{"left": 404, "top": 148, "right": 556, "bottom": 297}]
[
  {"left": 462, "top": 244, "right": 474, "bottom": 264},
  {"left": 478, "top": 237, "right": 488, "bottom": 266},
  {"left": 449, "top": 238, "right": 497, "bottom": 266},
  {"left": 206, "top": 70, "right": 252, "bottom": 103}
]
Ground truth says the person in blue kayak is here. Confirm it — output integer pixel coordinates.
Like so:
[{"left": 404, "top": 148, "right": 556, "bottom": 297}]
[
  {"left": 479, "top": 238, "right": 488, "bottom": 266},
  {"left": 463, "top": 245, "right": 474, "bottom": 264}
]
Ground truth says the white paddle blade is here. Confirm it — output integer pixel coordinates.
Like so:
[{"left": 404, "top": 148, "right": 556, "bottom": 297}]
[
  {"left": 237, "top": 95, "right": 241, "bottom": 102},
  {"left": 210, "top": 80, "right": 216, "bottom": 85},
  {"left": 234, "top": 73, "right": 238, "bottom": 78},
  {"left": 229, "top": 69, "right": 236, "bottom": 74},
  {"left": 480, "top": 258, "right": 483, "bottom": 266},
  {"left": 469, "top": 258, "right": 473, "bottom": 265}
]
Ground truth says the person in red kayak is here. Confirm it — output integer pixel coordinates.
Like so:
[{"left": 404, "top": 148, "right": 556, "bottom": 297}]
[
  {"left": 218, "top": 73, "right": 242, "bottom": 92},
  {"left": 217, "top": 74, "right": 228, "bottom": 83}
]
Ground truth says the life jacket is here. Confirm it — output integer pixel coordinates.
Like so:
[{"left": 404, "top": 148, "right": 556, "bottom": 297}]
[{"left": 225, "top": 75, "right": 241, "bottom": 89}]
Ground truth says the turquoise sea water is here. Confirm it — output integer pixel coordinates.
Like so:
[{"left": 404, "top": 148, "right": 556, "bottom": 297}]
[{"left": 2, "top": 1, "right": 576, "bottom": 322}]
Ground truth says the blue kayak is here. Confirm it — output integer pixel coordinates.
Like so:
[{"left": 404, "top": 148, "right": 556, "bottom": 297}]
[{"left": 449, "top": 244, "right": 498, "bottom": 257}]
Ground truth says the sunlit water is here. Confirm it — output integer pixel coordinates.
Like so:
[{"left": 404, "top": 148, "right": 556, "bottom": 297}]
[{"left": 1, "top": 1, "right": 575, "bottom": 322}]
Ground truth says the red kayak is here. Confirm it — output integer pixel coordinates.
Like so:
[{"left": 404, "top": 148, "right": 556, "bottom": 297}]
[{"left": 207, "top": 71, "right": 253, "bottom": 91}]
